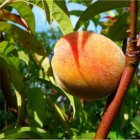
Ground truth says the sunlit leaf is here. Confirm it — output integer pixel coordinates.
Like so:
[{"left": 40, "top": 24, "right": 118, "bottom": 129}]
[
  {"left": 0, "top": 127, "right": 52, "bottom": 139},
  {"left": 43, "top": 0, "right": 53, "bottom": 24},
  {"left": 131, "top": 115, "right": 140, "bottom": 133},
  {"left": 108, "top": 131, "right": 124, "bottom": 139},
  {"left": 54, "top": 104, "right": 67, "bottom": 121},
  {"left": 26, "top": 88, "right": 48, "bottom": 128},
  {"left": 73, "top": 132, "right": 95, "bottom": 139},
  {"left": 10, "top": 1, "right": 35, "bottom": 34},
  {"left": 34, "top": 53, "right": 50, "bottom": 73},
  {"left": 52, "top": 0, "right": 73, "bottom": 34},
  {"left": 45, "top": 95, "right": 72, "bottom": 136},
  {"left": 0, "top": 41, "right": 8, "bottom": 53},
  {"left": 54, "top": 86, "right": 76, "bottom": 118},
  {"left": 18, "top": 50, "right": 29, "bottom": 65},
  {"left": 3, "top": 43, "right": 15, "bottom": 55}
]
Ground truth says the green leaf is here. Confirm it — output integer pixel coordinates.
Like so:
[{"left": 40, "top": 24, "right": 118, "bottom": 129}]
[
  {"left": 18, "top": 50, "right": 29, "bottom": 65},
  {"left": 64, "top": 91, "right": 76, "bottom": 118},
  {"left": 108, "top": 131, "right": 124, "bottom": 139},
  {"left": 26, "top": 0, "right": 73, "bottom": 34},
  {"left": 10, "top": 1, "right": 35, "bottom": 34},
  {"left": 43, "top": 0, "right": 53, "bottom": 24},
  {"left": 0, "top": 41, "right": 8, "bottom": 53},
  {"left": 55, "top": 86, "right": 76, "bottom": 118},
  {"left": 73, "top": 132, "right": 95, "bottom": 139},
  {"left": 34, "top": 53, "right": 50, "bottom": 74},
  {"left": 54, "top": 103, "right": 67, "bottom": 121},
  {"left": 0, "top": 127, "right": 53, "bottom": 139},
  {"left": 131, "top": 115, "right": 140, "bottom": 133},
  {"left": 74, "top": 0, "right": 132, "bottom": 30},
  {"left": 0, "top": 9, "right": 31, "bottom": 31},
  {"left": 26, "top": 88, "right": 48, "bottom": 128},
  {"left": 69, "top": 10, "right": 83, "bottom": 17},
  {"left": 106, "top": 12, "right": 129, "bottom": 41},
  {"left": 52, "top": 1, "right": 73, "bottom": 34},
  {"left": 0, "top": 54, "right": 24, "bottom": 91},
  {"left": 106, "top": 12, "right": 140, "bottom": 41},
  {"left": 45, "top": 95, "right": 73, "bottom": 137},
  {"left": 4, "top": 43, "right": 15, "bottom": 55},
  {"left": 0, "top": 22, "right": 46, "bottom": 55}
]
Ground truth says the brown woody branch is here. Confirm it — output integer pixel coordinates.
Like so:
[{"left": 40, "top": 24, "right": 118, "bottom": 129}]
[{"left": 94, "top": 0, "right": 139, "bottom": 139}]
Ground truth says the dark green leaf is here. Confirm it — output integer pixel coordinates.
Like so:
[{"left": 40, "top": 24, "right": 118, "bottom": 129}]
[
  {"left": 69, "top": 10, "right": 83, "bottom": 17},
  {"left": 68, "top": 0, "right": 93, "bottom": 6},
  {"left": 103, "top": 12, "right": 140, "bottom": 41},
  {"left": 106, "top": 12, "right": 129, "bottom": 41},
  {"left": 0, "top": 54, "right": 24, "bottom": 91},
  {"left": 74, "top": 0, "right": 133, "bottom": 30}
]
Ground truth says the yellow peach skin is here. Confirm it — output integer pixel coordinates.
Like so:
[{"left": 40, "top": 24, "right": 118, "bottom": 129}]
[{"left": 51, "top": 31, "right": 125, "bottom": 100}]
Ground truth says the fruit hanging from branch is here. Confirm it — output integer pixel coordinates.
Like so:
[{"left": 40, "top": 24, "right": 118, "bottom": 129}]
[{"left": 51, "top": 31, "right": 125, "bottom": 100}]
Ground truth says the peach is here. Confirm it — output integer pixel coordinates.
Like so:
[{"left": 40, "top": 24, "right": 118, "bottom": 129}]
[{"left": 51, "top": 31, "right": 125, "bottom": 100}]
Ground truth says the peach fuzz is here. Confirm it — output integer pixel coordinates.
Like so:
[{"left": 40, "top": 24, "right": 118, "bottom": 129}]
[{"left": 51, "top": 31, "right": 125, "bottom": 100}]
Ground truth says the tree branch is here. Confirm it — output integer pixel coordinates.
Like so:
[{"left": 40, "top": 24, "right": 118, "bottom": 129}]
[{"left": 94, "top": 0, "right": 139, "bottom": 139}]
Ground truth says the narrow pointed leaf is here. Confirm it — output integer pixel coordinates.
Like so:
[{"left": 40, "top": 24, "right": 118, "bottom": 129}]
[
  {"left": 131, "top": 115, "right": 140, "bottom": 133},
  {"left": 0, "top": 41, "right": 8, "bottom": 53},
  {"left": 0, "top": 22, "right": 45, "bottom": 55},
  {"left": 26, "top": 88, "right": 48, "bottom": 127},
  {"left": 104, "top": 12, "right": 140, "bottom": 41},
  {"left": 74, "top": 0, "right": 134, "bottom": 30},
  {"left": 0, "top": 55, "right": 24, "bottom": 91},
  {"left": 106, "top": 12, "right": 129, "bottom": 41},
  {"left": 0, "top": 9, "right": 30, "bottom": 31},
  {"left": 10, "top": 2, "right": 35, "bottom": 34},
  {"left": 61, "top": 89, "right": 76, "bottom": 118},
  {"left": 0, "top": 127, "right": 53, "bottom": 139},
  {"left": 52, "top": 1, "right": 73, "bottom": 34},
  {"left": 43, "top": 0, "right": 53, "bottom": 24}
]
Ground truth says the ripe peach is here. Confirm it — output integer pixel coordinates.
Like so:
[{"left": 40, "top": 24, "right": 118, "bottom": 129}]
[{"left": 51, "top": 31, "right": 125, "bottom": 100}]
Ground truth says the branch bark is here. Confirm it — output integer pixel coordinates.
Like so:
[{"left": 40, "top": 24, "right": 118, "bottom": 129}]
[{"left": 94, "top": 0, "right": 139, "bottom": 139}]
